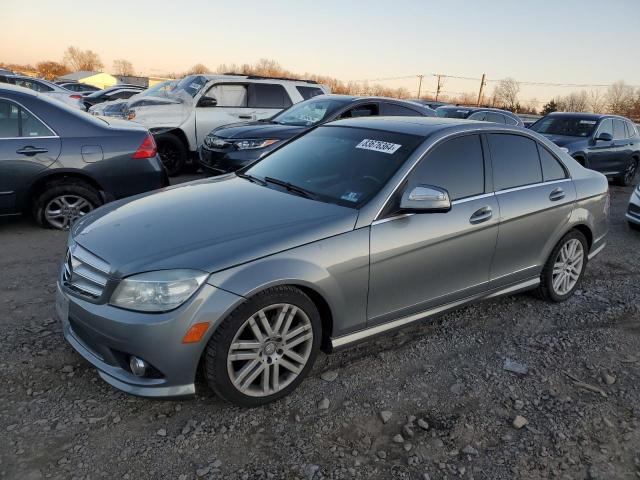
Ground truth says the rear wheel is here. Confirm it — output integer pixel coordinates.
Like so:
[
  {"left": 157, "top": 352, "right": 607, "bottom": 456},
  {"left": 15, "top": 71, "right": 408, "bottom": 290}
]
[
  {"left": 32, "top": 179, "right": 102, "bottom": 230},
  {"left": 204, "top": 286, "right": 321, "bottom": 407},
  {"left": 536, "top": 230, "right": 588, "bottom": 302},
  {"left": 613, "top": 158, "right": 638, "bottom": 186},
  {"left": 155, "top": 133, "right": 187, "bottom": 176}
]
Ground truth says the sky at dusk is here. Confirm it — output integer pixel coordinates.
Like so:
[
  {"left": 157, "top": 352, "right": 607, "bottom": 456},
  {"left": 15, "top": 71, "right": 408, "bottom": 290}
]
[{"left": 2, "top": 0, "right": 639, "bottom": 103}]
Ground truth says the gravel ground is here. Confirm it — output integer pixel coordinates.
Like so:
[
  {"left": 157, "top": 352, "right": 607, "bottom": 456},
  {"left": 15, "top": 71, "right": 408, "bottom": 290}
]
[{"left": 1, "top": 176, "right": 639, "bottom": 480}]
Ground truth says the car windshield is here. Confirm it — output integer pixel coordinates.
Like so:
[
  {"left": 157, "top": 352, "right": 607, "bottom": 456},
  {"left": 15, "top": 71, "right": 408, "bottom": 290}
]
[
  {"left": 171, "top": 75, "right": 208, "bottom": 98},
  {"left": 436, "top": 108, "right": 471, "bottom": 119},
  {"left": 530, "top": 116, "right": 598, "bottom": 137},
  {"left": 139, "top": 80, "right": 176, "bottom": 98},
  {"left": 245, "top": 126, "right": 423, "bottom": 208},
  {"left": 272, "top": 98, "right": 346, "bottom": 126}
]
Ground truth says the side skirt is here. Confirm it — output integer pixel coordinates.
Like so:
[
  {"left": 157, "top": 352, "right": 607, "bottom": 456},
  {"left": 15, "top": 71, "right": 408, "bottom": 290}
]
[{"left": 330, "top": 278, "right": 540, "bottom": 351}]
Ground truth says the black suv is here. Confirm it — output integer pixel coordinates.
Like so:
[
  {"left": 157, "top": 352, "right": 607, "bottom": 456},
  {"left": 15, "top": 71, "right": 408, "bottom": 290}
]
[
  {"left": 530, "top": 112, "right": 639, "bottom": 185},
  {"left": 198, "top": 94, "right": 435, "bottom": 175}
]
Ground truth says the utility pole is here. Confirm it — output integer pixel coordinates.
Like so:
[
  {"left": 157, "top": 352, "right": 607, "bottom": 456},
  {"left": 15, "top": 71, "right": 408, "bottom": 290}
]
[
  {"left": 417, "top": 74, "right": 424, "bottom": 99},
  {"left": 477, "top": 73, "right": 486, "bottom": 106},
  {"left": 435, "top": 74, "right": 443, "bottom": 101}
]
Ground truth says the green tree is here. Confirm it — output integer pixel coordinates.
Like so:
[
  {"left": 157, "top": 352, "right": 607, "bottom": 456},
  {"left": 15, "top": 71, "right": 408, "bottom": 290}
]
[{"left": 541, "top": 99, "right": 559, "bottom": 115}]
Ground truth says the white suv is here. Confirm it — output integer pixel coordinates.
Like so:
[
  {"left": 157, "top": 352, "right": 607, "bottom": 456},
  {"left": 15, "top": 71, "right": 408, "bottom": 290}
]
[{"left": 128, "top": 74, "right": 329, "bottom": 175}]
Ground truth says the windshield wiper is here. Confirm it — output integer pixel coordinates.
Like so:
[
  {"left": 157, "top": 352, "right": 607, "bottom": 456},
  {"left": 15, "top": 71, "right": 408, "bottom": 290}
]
[
  {"left": 264, "top": 176, "right": 318, "bottom": 199},
  {"left": 236, "top": 172, "right": 266, "bottom": 185}
]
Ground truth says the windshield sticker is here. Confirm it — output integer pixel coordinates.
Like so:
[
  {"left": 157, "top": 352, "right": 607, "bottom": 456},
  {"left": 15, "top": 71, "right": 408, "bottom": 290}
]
[
  {"left": 189, "top": 82, "right": 202, "bottom": 90},
  {"left": 341, "top": 191, "right": 362, "bottom": 202},
  {"left": 579, "top": 120, "right": 596, "bottom": 125},
  {"left": 457, "top": 110, "right": 470, "bottom": 114},
  {"left": 356, "top": 139, "right": 402, "bottom": 154}
]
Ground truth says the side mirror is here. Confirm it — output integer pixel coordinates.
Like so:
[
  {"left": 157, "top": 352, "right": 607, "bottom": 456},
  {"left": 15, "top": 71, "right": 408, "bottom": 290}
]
[
  {"left": 400, "top": 185, "right": 451, "bottom": 212},
  {"left": 197, "top": 97, "right": 217, "bottom": 108},
  {"left": 595, "top": 132, "right": 613, "bottom": 142}
]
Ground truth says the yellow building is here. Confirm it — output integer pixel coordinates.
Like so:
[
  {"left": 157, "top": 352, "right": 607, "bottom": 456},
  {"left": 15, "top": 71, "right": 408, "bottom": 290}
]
[{"left": 55, "top": 71, "right": 117, "bottom": 89}]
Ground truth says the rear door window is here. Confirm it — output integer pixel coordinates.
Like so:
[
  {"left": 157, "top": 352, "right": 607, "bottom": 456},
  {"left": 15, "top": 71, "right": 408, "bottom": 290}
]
[
  {"left": 538, "top": 145, "right": 567, "bottom": 181},
  {"left": 467, "top": 111, "right": 487, "bottom": 121},
  {"left": 379, "top": 103, "right": 422, "bottom": 116},
  {"left": 0, "top": 100, "right": 53, "bottom": 138},
  {"left": 409, "top": 134, "right": 485, "bottom": 200},
  {"left": 205, "top": 84, "right": 248, "bottom": 107},
  {"left": 248, "top": 83, "right": 292, "bottom": 109},
  {"left": 627, "top": 122, "right": 638, "bottom": 137},
  {"left": 613, "top": 119, "right": 628, "bottom": 139},
  {"left": 296, "top": 86, "right": 324, "bottom": 100},
  {"left": 504, "top": 115, "right": 519, "bottom": 126},
  {"left": 485, "top": 112, "right": 507, "bottom": 124},
  {"left": 488, "top": 134, "right": 542, "bottom": 190}
]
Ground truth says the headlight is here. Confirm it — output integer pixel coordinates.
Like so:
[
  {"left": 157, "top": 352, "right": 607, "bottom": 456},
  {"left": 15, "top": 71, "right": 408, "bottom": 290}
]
[
  {"left": 234, "top": 139, "right": 279, "bottom": 150},
  {"left": 559, "top": 147, "right": 570, "bottom": 153},
  {"left": 110, "top": 269, "right": 208, "bottom": 312}
]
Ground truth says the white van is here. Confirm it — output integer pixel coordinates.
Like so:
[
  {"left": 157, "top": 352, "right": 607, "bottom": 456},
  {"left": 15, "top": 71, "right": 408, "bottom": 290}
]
[{"left": 128, "top": 74, "right": 329, "bottom": 175}]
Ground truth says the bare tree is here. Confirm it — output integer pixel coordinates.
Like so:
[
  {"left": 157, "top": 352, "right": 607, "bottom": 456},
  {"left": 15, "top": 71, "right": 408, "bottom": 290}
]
[
  {"left": 561, "top": 91, "right": 589, "bottom": 112},
  {"left": 112, "top": 59, "right": 134, "bottom": 76},
  {"left": 588, "top": 89, "right": 607, "bottom": 114},
  {"left": 493, "top": 78, "right": 520, "bottom": 111},
  {"left": 606, "top": 80, "right": 635, "bottom": 115},
  {"left": 36, "top": 61, "right": 69, "bottom": 80},
  {"left": 187, "top": 63, "right": 210, "bottom": 75},
  {"left": 63, "top": 46, "right": 104, "bottom": 71}
]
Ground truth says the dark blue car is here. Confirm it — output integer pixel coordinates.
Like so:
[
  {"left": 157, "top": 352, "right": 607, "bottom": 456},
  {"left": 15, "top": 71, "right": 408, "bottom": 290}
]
[{"left": 530, "top": 112, "right": 639, "bottom": 186}]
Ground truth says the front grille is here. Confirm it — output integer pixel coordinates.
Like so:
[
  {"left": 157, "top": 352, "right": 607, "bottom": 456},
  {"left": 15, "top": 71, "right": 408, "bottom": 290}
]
[
  {"left": 629, "top": 202, "right": 640, "bottom": 217},
  {"left": 62, "top": 245, "right": 111, "bottom": 299}
]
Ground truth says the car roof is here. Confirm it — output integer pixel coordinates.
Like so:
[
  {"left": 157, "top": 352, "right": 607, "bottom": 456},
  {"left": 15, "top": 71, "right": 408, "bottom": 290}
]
[
  {"left": 437, "top": 105, "right": 517, "bottom": 115},
  {"left": 0, "top": 83, "right": 40, "bottom": 98},
  {"left": 544, "top": 111, "right": 634, "bottom": 122},
  {"left": 309, "top": 94, "right": 433, "bottom": 105},
  {"left": 327, "top": 116, "right": 517, "bottom": 136}
]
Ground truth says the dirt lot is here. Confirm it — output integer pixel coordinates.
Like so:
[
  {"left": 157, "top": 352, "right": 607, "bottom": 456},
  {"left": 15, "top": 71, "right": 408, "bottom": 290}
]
[{"left": 1, "top": 177, "right": 639, "bottom": 480}]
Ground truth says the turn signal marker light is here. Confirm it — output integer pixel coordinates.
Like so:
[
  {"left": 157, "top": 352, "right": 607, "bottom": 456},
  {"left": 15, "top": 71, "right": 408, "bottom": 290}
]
[{"left": 182, "top": 322, "right": 210, "bottom": 343}]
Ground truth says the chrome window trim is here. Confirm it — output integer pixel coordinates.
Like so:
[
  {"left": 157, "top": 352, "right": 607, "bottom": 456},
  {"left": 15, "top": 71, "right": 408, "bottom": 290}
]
[
  {"left": 451, "top": 192, "right": 495, "bottom": 205},
  {"left": 0, "top": 95, "right": 59, "bottom": 138},
  {"left": 495, "top": 178, "right": 571, "bottom": 196}
]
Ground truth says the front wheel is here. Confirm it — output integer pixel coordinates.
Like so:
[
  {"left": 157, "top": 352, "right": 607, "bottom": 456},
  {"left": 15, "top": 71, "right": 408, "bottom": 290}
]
[
  {"left": 536, "top": 230, "right": 588, "bottom": 302},
  {"left": 204, "top": 286, "right": 321, "bottom": 407}
]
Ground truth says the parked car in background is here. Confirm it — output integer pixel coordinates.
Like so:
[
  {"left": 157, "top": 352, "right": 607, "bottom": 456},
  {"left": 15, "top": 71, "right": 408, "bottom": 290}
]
[
  {"left": 530, "top": 112, "right": 640, "bottom": 186},
  {"left": 55, "top": 116, "right": 608, "bottom": 406},
  {"left": 88, "top": 80, "right": 177, "bottom": 118},
  {"left": 627, "top": 184, "right": 640, "bottom": 231},
  {"left": 0, "top": 68, "right": 15, "bottom": 75},
  {"left": 0, "top": 84, "right": 167, "bottom": 229},
  {"left": 198, "top": 94, "right": 435, "bottom": 175},
  {"left": 128, "top": 74, "right": 329, "bottom": 175},
  {"left": 435, "top": 105, "right": 524, "bottom": 126},
  {"left": 411, "top": 99, "right": 450, "bottom": 110},
  {"left": 82, "top": 85, "right": 146, "bottom": 111},
  {"left": 519, "top": 113, "right": 541, "bottom": 127},
  {"left": 0, "top": 75, "right": 84, "bottom": 109},
  {"left": 56, "top": 81, "right": 101, "bottom": 94}
]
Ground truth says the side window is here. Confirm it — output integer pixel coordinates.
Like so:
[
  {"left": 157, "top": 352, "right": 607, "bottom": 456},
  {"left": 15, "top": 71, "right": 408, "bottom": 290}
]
[
  {"left": 14, "top": 79, "right": 53, "bottom": 92},
  {"left": 205, "top": 84, "right": 248, "bottom": 107},
  {"left": 379, "top": 103, "right": 421, "bottom": 117},
  {"left": 467, "top": 111, "right": 487, "bottom": 121},
  {"left": 613, "top": 119, "right": 627, "bottom": 139},
  {"left": 409, "top": 134, "right": 485, "bottom": 201},
  {"left": 340, "top": 103, "right": 378, "bottom": 118},
  {"left": 627, "top": 122, "right": 638, "bottom": 137},
  {"left": 296, "top": 86, "right": 324, "bottom": 100},
  {"left": 0, "top": 100, "right": 52, "bottom": 138},
  {"left": 485, "top": 112, "right": 507, "bottom": 124},
  {"left": 248, "top": 83, "right": 292, "bottom": 109},
  {"left": 504, "top": 115, "right": 519, "bottom": 126},
  {"left": 0, "top": 100, "right": 20, "bottom": 137},
  {"left": 538, "top": 145, "right": 567, "bottom": 181},
  {"left": 488, "top": 134, "right": 542, "bottom": 190},
  {"left": 597, "top": 118, "right": 613, "bottom": 137}
]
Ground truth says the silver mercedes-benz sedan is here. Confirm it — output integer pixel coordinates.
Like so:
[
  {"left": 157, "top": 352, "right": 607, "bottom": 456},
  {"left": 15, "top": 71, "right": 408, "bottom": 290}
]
[{"left": 56, "top": 117, "right": 609, "bottom": 407}]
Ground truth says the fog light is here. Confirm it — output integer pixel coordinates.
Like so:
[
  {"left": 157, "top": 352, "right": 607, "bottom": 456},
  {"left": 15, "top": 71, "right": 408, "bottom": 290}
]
[{"left": 129, "top": 356, "right": 147, "bottom": 377}]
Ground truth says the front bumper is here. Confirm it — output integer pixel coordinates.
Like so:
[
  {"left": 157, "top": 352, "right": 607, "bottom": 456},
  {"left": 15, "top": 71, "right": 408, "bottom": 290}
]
[
  {"left": 198, "top": 145, "right": 264, "bottom": 175},
  {"left": 56, "top": 279, "right": 243, "bottom": 398},
  {"left": 626, "top": 191, "right": 640, "bottom": 225}
]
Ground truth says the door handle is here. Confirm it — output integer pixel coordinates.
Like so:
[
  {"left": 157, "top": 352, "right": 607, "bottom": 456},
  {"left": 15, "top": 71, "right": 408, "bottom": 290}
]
[
  {"left": 469, "top": 206, "right": 492, "bottom": 224},
  {"left": 16, "top": 146, "right": 48, "bottom": 156},
  {"left": 549, "top": 187, "right": 565, "bottom": 201}
]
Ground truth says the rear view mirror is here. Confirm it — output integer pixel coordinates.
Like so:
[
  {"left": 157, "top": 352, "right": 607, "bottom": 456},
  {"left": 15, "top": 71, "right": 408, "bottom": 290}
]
[
  {"left": 400, "top": 185, "right": 451, "bottom": 212},
  {"left": 198, "top": 97, "right": 218, "bottom": 108},
  {"left": 595, "top": 132, "right": 613, "bottom": 142}
]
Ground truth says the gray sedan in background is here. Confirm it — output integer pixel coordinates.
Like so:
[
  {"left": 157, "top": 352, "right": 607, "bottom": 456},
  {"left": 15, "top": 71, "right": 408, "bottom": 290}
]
[{"left": 56, "top": 117, "right": 609, "bottom": 407}]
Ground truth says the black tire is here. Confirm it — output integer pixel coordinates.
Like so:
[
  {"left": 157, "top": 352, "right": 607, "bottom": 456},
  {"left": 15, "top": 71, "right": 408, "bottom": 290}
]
[
  {"left": 612, "top": 158, "right": 638, "bottom": 187},
  {"left": 155, "top": 133, "right": 187, "bottom": 176},
  {"left": 536, "top": 230, "right": 588, "bottom": 302},
  {"left": 629, "top": 221, "right": 640, "bottom": 232},
  {"left": 204, "top": 286, "right": 322, "bottom": 407},
  {"left": 32, "top": 179, "right": 102, "bottom": 230}
]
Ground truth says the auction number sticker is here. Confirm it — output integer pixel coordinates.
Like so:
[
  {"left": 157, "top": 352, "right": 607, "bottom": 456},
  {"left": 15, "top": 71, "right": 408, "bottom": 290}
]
[
  {"left": 579, "top": 120, "right": 596, "bottom": 125},
  {"left": 356, "top": 139, "right": 402, "bottom": 154}
]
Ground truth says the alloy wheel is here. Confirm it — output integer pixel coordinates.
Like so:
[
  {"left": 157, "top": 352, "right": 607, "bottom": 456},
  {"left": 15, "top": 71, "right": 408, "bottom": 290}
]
[
  {"left": 44, "top": 195, "right": 93, "bottom": 230},
  {"left": 624, "top": 160, "right": 638, "bottom": 185},
  {"left": 551, "top": 238, "right": 584, "bottom": 296},
  {"left": 158, "top": 144, "right": 179, "bottom": 172},
  {"left": 227, "top": 303, "right": 313, "bottom": 397}
]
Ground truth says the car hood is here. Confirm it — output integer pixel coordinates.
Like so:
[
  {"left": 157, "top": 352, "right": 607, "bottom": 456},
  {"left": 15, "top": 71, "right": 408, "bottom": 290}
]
[
  {"left": 71, "top": 175, "right": 358, "bottom": 277},
  {"left": 213, "top": 121, "right": 307, "bottom": 140},
  {"left": 540, "top": 134, "right": 583, "bottom": 149}
]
